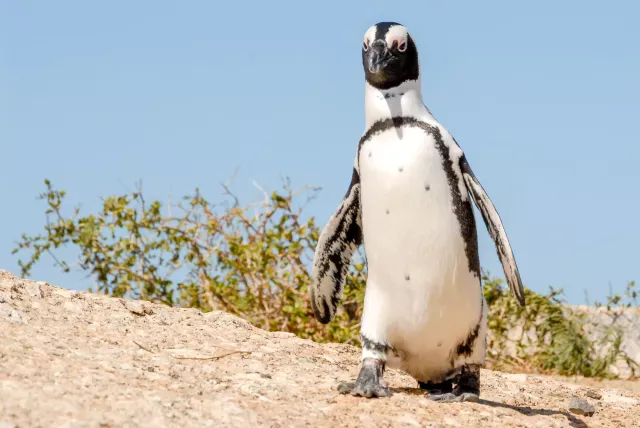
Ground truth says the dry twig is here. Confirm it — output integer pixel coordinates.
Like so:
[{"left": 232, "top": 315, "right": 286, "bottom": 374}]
[{"left": 171, "top": 349, "right": 252, "bottom": 361}]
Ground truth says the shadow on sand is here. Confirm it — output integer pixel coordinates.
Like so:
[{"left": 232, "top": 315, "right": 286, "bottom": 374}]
[{"left": 391, "top": 388, "right": 587, "bottom": 428}]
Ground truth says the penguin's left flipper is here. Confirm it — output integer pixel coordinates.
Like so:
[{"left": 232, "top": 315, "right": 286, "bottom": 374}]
[
  {"left": 337, "top": 358, "right": 391, "bottom": 398},
  {"left": 311, "top": 167, "right": 363, "bottom": 324},
  {"left": 460, "top": 156, "right": 526, "bottom": 306}
]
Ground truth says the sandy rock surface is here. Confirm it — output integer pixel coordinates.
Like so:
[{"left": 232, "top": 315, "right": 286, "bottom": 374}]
[{"left": 1, "top": 270, "right": 639, "bottom": 428}]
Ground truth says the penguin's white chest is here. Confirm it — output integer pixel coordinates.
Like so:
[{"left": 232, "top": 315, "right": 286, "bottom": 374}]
[
  {"left": 359, "top": 126, "right": 467, "bottom": 280},
  {"left": 358, "top": 125, "right": 483, "bottom": 380}
]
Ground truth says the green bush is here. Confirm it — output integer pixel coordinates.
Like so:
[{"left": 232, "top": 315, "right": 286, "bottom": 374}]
[
  {"left": 483, "top": 275, "right": 637, "bottom": 378},
  {"left": 13, "top": 179, "right": 638, "bottom": 378}
]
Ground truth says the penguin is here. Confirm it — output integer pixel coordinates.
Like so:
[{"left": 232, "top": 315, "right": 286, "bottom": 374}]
[{"left": 310, "top": 22, "right": 525, "bottom": 402}]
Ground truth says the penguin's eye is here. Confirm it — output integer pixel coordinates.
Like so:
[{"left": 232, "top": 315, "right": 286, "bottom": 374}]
[
  {"left": 389, "top": 36, "right": 408, "bottom": 53},
  {"left": 363, "top": 39, "right": 370, "bottom": 51}
]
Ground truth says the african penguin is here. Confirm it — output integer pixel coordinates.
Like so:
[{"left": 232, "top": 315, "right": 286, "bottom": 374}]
[{"left": 311, "top": 22, "right": 525, "bottom": 402}]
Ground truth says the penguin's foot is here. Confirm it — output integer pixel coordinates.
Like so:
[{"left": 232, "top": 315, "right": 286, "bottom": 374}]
[
  {"left": 425, "top": 364, "right": 480, "bottom": 403},
  {"left": 337, "top": 358, "right": 391, "bottom": 398},
  {"left": 418, "top": 379, "right": 453, "bottom": 395},
  {"left": 427, "top": 391, "right": 479, "bottom": 403}
]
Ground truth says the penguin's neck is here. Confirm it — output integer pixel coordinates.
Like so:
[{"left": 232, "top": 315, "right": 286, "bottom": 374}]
[{"left": 364, "top": 78, "right": 434, "bottom": 129}]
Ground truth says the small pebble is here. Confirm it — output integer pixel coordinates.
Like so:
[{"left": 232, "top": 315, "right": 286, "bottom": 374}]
[
  {"left": 124, "top": 301, "right": 145, "bottom": 316},
  {"left": 505, "top": 397, "right": 518, "bottom": 406},
  {"left": 584, "top": 389, "right": 602, "bottom": 400},
  {"left": 568, "top": 396, "right": 595, "bottom": 417}
]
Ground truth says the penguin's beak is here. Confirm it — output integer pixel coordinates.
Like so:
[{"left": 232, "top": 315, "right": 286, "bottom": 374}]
[{"left": 366, "top": 41, "right": 393, "bottom": 74}]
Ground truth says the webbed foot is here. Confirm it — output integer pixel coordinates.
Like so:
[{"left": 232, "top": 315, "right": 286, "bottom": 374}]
[
  {"left": 427, "top": 392, "right": 479, "bottom": 403},
  {"left": 424, "top": 364, "right": 480, "bottom": 403},
  {"left": 337, "top": 358, "right": 391, "bottom": 398}
]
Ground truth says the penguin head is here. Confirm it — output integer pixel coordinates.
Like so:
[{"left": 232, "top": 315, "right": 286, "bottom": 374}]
[{"left": 362, "top": 22, "right": 420, "bottom": 90}]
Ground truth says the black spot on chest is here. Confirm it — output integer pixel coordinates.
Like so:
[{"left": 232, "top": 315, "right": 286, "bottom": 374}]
[
  {"left": 357, "top": 118, "right": 481, "bottom": 278},
  {"left": 384, "top": 92, "right": 404, "bottom": 99}
]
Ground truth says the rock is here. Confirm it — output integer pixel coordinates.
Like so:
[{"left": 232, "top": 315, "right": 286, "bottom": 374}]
[
  {"left": 505, "top": 397, "right": 519, "bottom": 406},
  {"left": 568, "top": 396, "right": 596, "bottom": 417},
  {"left": 13, "top": 281, "right": 44, "bottom": 299},
  {"left": 0, "top": 303, "right": 25, "bottom": 324},
  {"left": 584, "top": 389, "right": 603, "bottom": 400},
  {"left": 122, "top": 300, "right": 154, "bottom": 316},
  {"left": 124, "top": 300, "right": 146, "bottom": 316},
  {"left": 0, "top": 292, "right": 10, "bottom": 304}
]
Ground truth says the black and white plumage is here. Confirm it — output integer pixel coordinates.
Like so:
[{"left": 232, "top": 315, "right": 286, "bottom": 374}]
[
  {"left": 460, "top": 157, "right": 525, "bottom": 305},
  {"left": 311, "top": 167, "right": 363, "bottom": 324},
  {"left": 311, "top": 22, "right": 525, "bottom": 402}
]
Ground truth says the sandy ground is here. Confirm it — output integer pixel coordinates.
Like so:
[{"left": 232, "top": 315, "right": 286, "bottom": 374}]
[{"left": 1, "top": 269, "right": 639, "bottom": 428}]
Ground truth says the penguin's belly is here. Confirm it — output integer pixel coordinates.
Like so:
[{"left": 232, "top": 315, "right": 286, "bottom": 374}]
[{"left": 359, "top": 126, "right": 482, "bottom": 380}]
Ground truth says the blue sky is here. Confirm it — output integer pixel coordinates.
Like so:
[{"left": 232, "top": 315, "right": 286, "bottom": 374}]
[{"left": 1, "top": 1, "right": 639, "bottom": 304}]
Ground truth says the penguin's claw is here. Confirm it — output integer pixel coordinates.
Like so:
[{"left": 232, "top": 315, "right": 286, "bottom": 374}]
[
  {"left": 427, "top": 391, "right": 479, "bottom": 403},
  {"left": 337, "top": 358, "right": 391, "bottom": 398},
  {"left": 338, "top": 379, "right": 391, "bottom": 398}
]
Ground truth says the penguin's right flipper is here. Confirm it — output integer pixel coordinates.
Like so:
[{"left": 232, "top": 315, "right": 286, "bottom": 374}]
[{"left": 311, "top": 168, "right": 363, "bottom": 324}]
